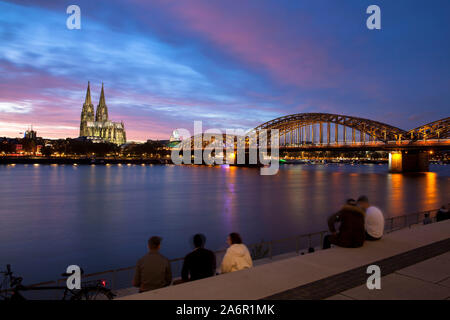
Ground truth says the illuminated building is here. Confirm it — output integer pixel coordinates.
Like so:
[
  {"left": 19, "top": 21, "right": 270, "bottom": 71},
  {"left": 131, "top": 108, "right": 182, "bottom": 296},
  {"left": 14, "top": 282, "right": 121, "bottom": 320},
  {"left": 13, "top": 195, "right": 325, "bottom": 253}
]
[
  {"left": 79, "top": 82, "right": 126, "bottom": 145},
  {"left": 24, "top": 127, "right": 37, "bottom": 140}
]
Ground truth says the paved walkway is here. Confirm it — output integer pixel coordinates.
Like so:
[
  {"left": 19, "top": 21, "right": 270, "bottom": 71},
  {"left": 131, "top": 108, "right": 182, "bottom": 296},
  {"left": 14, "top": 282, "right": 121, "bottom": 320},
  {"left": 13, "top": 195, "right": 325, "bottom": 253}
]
[
  {"left": 267, "top": 237, "right": 450, "bottom": 299},
  {"left": 119, "top": 219, "right": 450, "bottom": 300},
  {"left": 326, "top": 251, "right": 450, "bottom": 300}
]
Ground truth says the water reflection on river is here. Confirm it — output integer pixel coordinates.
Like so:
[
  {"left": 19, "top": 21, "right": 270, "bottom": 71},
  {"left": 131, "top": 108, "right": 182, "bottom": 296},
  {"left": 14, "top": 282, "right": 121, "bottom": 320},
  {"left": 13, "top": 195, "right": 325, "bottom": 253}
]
[{"left": 0, "top": 163, "right": 448, "bottom": 283}]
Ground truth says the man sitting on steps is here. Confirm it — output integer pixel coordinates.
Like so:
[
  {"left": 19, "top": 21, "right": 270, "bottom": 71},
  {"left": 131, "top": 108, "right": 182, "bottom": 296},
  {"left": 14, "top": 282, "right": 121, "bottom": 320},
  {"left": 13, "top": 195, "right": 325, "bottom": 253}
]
[{"left": 323, "top": 199, "right": 366, "bottom": 249}]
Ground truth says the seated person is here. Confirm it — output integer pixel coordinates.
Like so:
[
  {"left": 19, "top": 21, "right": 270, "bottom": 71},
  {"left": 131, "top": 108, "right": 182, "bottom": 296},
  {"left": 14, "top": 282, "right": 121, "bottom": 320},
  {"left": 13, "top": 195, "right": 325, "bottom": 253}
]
[
  {"left": 181, "top": 234, "right": 216, "bottom": 282},
  {"left": 436, "top": 206, "right": 449, "bottom": 222},
  {"left": 423, "top": 213, "right": 432, "bottom": 225},
  {"left": 132, "top": 236, "right": 172, "bottom": 293},
  {"left": 357, "top": 195, "right": 385, "bottom": 241},
  {"left": 221, "top": 233, "right": 253, "bottom": 273},
  {"left": 323, "top": 200, "right": 365, "bottom": 249}
]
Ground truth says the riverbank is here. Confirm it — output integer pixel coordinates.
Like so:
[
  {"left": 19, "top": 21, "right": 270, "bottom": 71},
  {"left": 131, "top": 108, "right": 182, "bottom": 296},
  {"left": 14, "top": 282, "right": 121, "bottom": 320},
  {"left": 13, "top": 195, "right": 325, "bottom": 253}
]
[
  {"left": 119, "top": 219, "right": 450, "bottom": 300},
  {"left": 0, "top": 156, "right": 171, "bottom": 165},
  {"left": 21, "top": 207, "right": 447, "bottom": 300},
  {"left": 1, "top": 156, "right": 447, "bottom": 166}
]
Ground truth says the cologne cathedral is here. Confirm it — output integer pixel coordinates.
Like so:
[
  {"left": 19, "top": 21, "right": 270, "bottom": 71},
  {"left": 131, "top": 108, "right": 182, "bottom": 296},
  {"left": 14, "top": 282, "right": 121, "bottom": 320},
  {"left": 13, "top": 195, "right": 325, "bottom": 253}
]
[{"left": 79, "top": 82, "right": 126, "bottom": 145}]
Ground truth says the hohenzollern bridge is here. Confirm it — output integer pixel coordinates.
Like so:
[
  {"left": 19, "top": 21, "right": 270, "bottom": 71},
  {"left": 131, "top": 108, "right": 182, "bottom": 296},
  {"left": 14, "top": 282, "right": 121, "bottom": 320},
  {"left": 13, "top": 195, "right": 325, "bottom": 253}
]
[{"left": 176, "top": 113, "right": 449, "bottom": 172}]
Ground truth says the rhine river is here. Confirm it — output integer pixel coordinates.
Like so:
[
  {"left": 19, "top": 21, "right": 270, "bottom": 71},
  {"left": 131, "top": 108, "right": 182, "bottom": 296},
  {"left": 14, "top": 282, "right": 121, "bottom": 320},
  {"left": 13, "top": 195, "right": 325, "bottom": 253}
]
[{"left": 0, "top": 163, "right": 449, "bottom": 284}]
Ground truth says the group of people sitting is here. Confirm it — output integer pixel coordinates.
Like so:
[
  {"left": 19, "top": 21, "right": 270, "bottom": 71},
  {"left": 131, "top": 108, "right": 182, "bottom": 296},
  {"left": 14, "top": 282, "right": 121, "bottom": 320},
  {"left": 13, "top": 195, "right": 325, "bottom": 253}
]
[
  {"left": 132, "top": 196, "right": 447, "bottom": 293},
  {"left": 132, "top": 232, "right": 253, "bottom": 293},
  {"left": 322, "top": 195, "right": 385, "bottom": 249}
]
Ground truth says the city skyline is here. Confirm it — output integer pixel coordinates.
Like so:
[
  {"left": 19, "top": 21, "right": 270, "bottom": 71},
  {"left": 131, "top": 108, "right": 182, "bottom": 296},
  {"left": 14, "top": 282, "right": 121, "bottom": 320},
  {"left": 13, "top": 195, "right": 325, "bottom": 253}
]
[{"left": 1, "top": 0, "right": 450, "bottom": 141}]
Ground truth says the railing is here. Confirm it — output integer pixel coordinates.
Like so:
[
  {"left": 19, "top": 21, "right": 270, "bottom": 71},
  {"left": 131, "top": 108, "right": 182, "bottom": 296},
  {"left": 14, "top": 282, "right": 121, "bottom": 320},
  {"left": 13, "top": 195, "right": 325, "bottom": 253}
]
[
  {"left": 384, "top": 208, "right": 443, "bottom": 233},
  {"left": 21, "top": 206, "right": 447, "bottom": 298}
]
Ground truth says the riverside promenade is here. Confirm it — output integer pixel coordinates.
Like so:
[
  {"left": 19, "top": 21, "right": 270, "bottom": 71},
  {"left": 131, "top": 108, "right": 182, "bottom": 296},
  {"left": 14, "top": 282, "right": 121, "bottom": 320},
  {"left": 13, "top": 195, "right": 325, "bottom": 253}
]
[{"left": 119, "top": 219, "right": 450, "bottom": 300}]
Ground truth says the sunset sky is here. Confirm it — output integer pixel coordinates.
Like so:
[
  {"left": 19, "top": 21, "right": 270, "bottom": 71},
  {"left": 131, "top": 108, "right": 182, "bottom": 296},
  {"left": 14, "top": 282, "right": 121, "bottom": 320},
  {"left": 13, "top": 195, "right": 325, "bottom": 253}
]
[{"left": 0, "top": 0, "right": 449, "bottom": 141}]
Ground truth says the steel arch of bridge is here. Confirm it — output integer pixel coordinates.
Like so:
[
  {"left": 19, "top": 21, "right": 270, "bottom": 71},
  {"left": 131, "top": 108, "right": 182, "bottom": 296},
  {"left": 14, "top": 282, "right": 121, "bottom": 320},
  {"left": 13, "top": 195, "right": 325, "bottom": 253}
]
[
  {"left": 174, "top": 114, "right": 449, "bottom": 150},
  {"left": 407, "top": 117, "right": 450, "bottom": 140},
  {"left": 252, "top": 113, "right": 408, "bottom": 144}
]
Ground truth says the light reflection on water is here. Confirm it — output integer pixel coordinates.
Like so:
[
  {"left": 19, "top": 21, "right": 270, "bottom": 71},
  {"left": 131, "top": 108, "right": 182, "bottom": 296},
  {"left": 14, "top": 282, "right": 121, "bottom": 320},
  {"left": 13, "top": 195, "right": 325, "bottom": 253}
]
[{"left": 0, "top": 163, "right": 448, "bottom": 283}]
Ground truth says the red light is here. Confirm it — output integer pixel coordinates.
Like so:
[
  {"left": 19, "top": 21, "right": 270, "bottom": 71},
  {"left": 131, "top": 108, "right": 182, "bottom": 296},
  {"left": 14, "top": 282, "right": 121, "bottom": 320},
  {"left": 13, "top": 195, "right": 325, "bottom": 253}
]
[{"left": 101, "top": 280, "right": 106, "bottom": 287}]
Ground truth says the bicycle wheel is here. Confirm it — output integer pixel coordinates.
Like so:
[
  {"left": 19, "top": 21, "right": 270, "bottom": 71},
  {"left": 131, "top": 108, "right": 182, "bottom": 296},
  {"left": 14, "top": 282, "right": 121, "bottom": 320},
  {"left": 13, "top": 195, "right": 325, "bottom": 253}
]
[{"left": 72, "top": 287, "right": 115, "bottom": 300}]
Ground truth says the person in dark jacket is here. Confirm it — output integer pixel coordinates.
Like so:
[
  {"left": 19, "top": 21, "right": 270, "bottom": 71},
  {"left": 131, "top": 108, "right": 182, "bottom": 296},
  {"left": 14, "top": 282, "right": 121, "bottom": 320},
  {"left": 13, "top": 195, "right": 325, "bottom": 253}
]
[
  {"left": 181, "top": 234, "right": 216, "bottom": 282},
  {"left": 323, "top": 201, "right": 366, "bottom": 249},
  {"left": 436, "top": 206, "right": 449, "bottom": 222}
]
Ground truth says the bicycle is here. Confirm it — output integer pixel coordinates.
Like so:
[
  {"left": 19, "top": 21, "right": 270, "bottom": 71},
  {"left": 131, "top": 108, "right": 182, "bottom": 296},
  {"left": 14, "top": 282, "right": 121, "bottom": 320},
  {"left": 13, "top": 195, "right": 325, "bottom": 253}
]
[{"left": 0, "top": 264, "right": 115, "bottom": 300}]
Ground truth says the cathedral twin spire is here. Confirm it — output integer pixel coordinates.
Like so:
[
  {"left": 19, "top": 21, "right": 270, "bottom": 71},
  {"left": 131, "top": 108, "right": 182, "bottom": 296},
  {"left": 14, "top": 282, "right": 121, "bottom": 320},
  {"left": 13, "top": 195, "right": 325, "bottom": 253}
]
[
  {"left": 82, "top": 81, "right": 108, "bottom": 122},
  {"left": 79, "top": 81, "right": 126, "bottom": 144},
  {"left": 96, "top": 83, "right": 108, "bottom": 122}
]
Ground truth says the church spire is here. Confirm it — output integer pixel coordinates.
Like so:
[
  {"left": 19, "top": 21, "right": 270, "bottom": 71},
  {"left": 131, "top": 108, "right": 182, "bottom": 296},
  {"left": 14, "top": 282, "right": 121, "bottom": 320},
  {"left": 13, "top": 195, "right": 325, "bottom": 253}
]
[
  {"left": 99, "top": 82, "right": 106, "bottom": 106},
  {"left": 80, "top": 81, "right": 94, "bottom": 136},
  {"left": 85, "top": 81, "right": 92, "bottom": 105},
  {"left": 95, "top": 82, "right": 108, "bottom": 122}
]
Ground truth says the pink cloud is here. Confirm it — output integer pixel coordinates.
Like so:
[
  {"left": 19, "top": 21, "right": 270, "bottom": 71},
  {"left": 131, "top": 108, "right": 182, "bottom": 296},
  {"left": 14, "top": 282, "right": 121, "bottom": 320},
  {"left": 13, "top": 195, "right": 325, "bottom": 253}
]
[
  {"left": 0, "top": 61, "right": 255, "bottom": 141},
  {"left": 142, "top": 0, "right": 340, "bottom": 89}
]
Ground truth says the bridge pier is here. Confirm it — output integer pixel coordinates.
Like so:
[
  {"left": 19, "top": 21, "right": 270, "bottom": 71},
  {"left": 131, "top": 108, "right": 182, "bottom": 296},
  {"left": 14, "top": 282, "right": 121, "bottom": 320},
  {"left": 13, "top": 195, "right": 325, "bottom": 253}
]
[{"left": 388, "top": 151, "right": 429, "bottom": 173}]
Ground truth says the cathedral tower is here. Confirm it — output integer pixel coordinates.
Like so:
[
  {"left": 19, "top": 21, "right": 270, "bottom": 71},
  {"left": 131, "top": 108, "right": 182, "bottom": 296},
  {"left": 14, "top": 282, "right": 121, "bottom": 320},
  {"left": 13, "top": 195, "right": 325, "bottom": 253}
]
[
  {"left": 80, "top": 81, "right": 95, "bottom": 136},
  {"left": 95, "top": 82, "right": 109, "bottom": 122},
  {"left": 79, "top": 82, "right": 126, "bottom": 145}
]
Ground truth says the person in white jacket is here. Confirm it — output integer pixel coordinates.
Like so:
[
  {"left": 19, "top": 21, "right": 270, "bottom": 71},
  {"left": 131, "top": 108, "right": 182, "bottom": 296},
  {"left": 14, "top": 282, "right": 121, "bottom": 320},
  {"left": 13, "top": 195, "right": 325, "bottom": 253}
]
[
  {"left": 357, "top": 195, "right": 385, "bottom": 240},
  {"left": 221, "top": 233, "right": 253, "bottom": 274}
]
